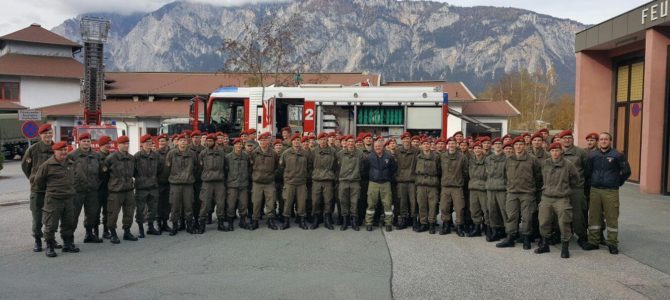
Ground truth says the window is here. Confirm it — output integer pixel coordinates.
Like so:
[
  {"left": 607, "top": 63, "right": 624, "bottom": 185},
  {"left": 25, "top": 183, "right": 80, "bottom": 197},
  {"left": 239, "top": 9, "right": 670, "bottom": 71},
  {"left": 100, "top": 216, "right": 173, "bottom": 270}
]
[
  {"left": 0, "top": 82, "right": 19, "bottom": 100},
  {"left": 146, "top": 128, "right": 158, "bottom": 136},
  {"left": 60, "top": 126, "right": 74, "bottom": 143},
  {"left": 614, "top": 60, "right": 643, "bottom": 182}
]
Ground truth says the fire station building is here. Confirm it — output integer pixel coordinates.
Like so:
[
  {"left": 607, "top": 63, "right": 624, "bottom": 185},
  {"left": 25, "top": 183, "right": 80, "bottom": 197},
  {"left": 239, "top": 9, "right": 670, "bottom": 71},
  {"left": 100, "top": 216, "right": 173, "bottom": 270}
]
[{"left": 575, "top": 0, "right": 670, "bottom": 194}]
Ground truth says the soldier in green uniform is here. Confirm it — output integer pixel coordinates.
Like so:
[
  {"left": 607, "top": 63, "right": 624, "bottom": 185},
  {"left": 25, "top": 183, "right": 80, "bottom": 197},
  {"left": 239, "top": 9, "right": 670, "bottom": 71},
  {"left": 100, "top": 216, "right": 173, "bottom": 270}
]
[
  {"left": 165, "top": 134, "right": 198, "bottom": 235},
  {"left": 485, "top": 138, "right": 507, "bottom": 241},
  {"left": 134, "top": 134, "right": 161, "bottom": 237},
  {"left": 21, "top": 123, "right": 55, "bottom": 252},
  {"left": 559, "top": 129, "right": 590, "bottom": 249},
  {"left": 68, "top": 132, "right": 103, "bottom": 243},
  {"left": 535, "top": 142, "right": 578, "bottom": 258},
  {"left": 395, "top": 132, "right": 417, "bottom": 230},
  {"left": 197, "top": 134, "right": 226, "bottom": 233},
  {"left": 310, "top": 132, "right": 337, "bottom": 230},
  {"left": 439, "top": 137, "right": 469, "bottom": 236},
  {"left": 156, "top": 134, "right": 172, "bottom": 233},
  {"left": 496, "top": 137, "right": 542, "bottom": 249},
  {"left": 280, "top": 133, "right": 310, "bottom": 230},
  {"left": 273, "top": 140, "right": 286, "bottom": 222},
  {"left": 104, "top": 136, "right": 137, "bottom": 244},
  {"left": 280, "top": 127, "right": 292, "bottom": 149},
  {"left": 583, "top": 132, "right": 631, "bottom": 255},
  {"left": 468, "top": 141, "right": 487, "bottom": 237},
  {"left": 34, "top": 141, "right": 78, "bottom": 257},
  {"left": 96, "top": 135, "right": 113, "bottom": 239},
  {"left": 529, "top": 132, "right": 549, "bottom": 242},
  {"left": 336, "top": 135, "right": 364, "bottom": 231},
  {"left": 189, "top": 130, "right": 205, "bottom": 227},
  {"left": 250, "top": 132, "right": 279, "bottom": 230},
  {"left": 415, "top": 139, "right": 440, "bottom": 233},
  {"left": 224, "top": 138, "right": 251, "bottom": 231}
]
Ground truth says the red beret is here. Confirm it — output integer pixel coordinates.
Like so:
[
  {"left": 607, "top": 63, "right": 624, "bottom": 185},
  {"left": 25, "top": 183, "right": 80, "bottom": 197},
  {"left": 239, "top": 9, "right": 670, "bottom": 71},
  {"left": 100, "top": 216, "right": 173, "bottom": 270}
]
[
  {"left": 247, "top": 128, "right": 257, "bottom": 134},
  {"left": 301, "top": 136, "right": 309, "bottom": 143},
  {"left": 472, "top": 141, "right": 482, "bottom": 148},
  {"left": 436, "top": 138, "right": 446, "bottom": 144},
  {"left": 385, "top": 139, "right": 396, "bottom": 146},
  {"left": 117, "top": 136, "right": 129, "bottom": 144},
  {"left": 52, "top": 141, "right": 67, "bottom": 150},
  {"left": 205, "top": 133, "right": 216, "bottom": 140},
  {"left": 479, "top": 136, "right": 491, "bottom": 142},
  {"left": 539, "top": 128, "right": 549, "bottom": 134},
  {"left": 38, "top": 124, "right": 52, "bottom": 134},
  {"left": 140, "top": 134, "right": 153, "bottom": 143},
  {"left": 502, "top": 134, "right": 512, "bottom": 140},
  {"left": 290, "top": 133, "right": 301, "bottom": 142},
  {"left": 531, "top": 132, "right": 543, "bottom": 141},
  {"left": 558, "top": 129, "right": 573, "bottom": 138},
  {"left": 512, "top": 137, "right": 525, "bottom": 144},
  {"left": 585, "top": 132, "right": 599, "bottom": 141},
  {"left": 446, "top": 137, "right": 456, "bottom": 143},
  {"left": 307, "top": 135, "right": 316, "bottom": 140},
  {"left": 98, "top": 135, "right": 111, "bottom": 146},
  {"left": 158, "top": 134, "right": 168, "bottom": 140},
  {"left": 258, "top": 132, "right": 271, "bottom": 140},
  {"left": 177, "top": 134, "right": 187, "bottom": 140},
  {"left": 232, "top": 138, "right": 243, "bottom": 145},
  {"left": 170, "top": 134, "right": 178, "bottom": 140},
  {"left": 361, "top": 132, "right": 372, "bottom": 139},
  {"left": 78, "top": 132, "right": 91, "bottom": 141},
  {"left": 548, "top": 142, "right": 562, "bottom": 151},
  {"left": 281, "top": 127, "right": 291, "bottom": 133},
  {"left": 317, "top": 132, "right": 328, "bottom": 139},
  {"left": 355, "top": 137, "right": 363, "bottom": 143},
  {"left": 521, "top": 132, "right": 530, "bottom": 138},
  {"left": 273, "top": 139, "right": 283, "bottom": 146},
  {"left": 492, "top": 137, "right": 502, "bottom": 144},
  {"left": 182, "top": 130, "right": 192, "bottom": 136},
  {"left": 453, "top": 131, "right": 463, "bottom": 136},
  {"left": 400, "top": 132, "right": 411, "bottom": 139},
  {"left": 191, "top": 130, "right": 202, "bottom": 137},
  {"left": 344, "top": 135, "right": 354, "bottom": 141},
  {"left": 420, "top": 138, "right": 430, "bottom": 144},
  {"left": 328, "top": 132, "right": 337, "bottom": 137},
  {"left": 410, "top": 135, "right": 421, "bottom": 142},
  {"left": 503, "top": 141, "right": 513, "bottom": 149}
]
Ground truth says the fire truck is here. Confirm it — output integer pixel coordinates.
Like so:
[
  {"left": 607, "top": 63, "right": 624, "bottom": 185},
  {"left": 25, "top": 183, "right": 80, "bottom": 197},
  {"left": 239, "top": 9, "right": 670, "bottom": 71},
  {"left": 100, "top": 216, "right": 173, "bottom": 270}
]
[
  {"left": 200, "top": 84, "right": 490, "bottom": 138},
  {"left": 70, "top": 17, "right": 117, "bottom": 151}
]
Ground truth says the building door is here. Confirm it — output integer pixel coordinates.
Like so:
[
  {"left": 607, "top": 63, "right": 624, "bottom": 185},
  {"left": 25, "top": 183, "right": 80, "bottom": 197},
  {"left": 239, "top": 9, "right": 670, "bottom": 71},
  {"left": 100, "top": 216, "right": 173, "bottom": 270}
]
[{"left": 614, "top": 60, "right": 644, "bottom": 182}]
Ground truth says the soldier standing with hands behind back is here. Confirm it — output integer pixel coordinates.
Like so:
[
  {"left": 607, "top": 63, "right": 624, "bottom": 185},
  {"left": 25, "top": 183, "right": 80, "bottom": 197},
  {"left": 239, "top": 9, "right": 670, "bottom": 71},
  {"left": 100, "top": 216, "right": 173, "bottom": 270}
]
[
  {"left": 68, "top": 132, "right": 103, "bottom": 243},
  {"left": 104, "top": 136, "right": 137, "bottom": 244}
]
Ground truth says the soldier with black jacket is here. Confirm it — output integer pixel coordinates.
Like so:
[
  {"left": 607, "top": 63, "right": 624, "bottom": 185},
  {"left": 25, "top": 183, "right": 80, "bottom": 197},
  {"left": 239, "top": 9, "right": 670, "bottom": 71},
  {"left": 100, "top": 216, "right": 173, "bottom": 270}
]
[
  {"left": 134, "top": 134, "right": 161, "bottom": 237},
  {"left": 583, "top": 132, "right": 631, "bottom": 255},
  {"left": 21, "top": 123, "right": 55, "bottom": 252},
  {"left": 67, "top": 132, "right": 103, "bottom": 243},
  {"left": 198, "top": 134, "right": 226, "bottom": 233},
  {"left": 104, "top": 136, "right": 137, "bottom": 244},
  {"left": 365, "top": 140, "right": 397, "bottom": 232},
  {"left": 250, "top": 132, "right": 279, "bottom": 230},
  {"left": 165, "top": 134, "right": 199, "bottom": 235}
]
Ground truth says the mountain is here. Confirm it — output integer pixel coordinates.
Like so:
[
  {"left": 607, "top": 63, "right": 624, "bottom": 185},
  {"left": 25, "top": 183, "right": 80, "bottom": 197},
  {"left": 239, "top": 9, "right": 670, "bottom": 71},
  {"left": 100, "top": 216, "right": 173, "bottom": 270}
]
[{"left": 51, "top": 0, "right": 585, "bottom": 94}]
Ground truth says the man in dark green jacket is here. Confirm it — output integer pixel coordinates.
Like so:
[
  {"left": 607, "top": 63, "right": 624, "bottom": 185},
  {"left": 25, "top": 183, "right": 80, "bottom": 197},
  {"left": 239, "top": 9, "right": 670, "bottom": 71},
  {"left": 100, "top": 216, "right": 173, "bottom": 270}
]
[
  {"left": 280, "top": 133, "right": 311, "bottom": 230},
  {"left": 67, "top": 132, "right": 103, "bottom": 243},
  {"left": 198, "top": 134, "right": 226, "bottom": 233},
  {"left": 134, "top": 134, "right": 161, "bottom": 237},
  {"left": 336, "top": 135, "right": 365, "bottom": 231},
  {"left": 439, "top": 137, "right": 469, "bottom": 236},
  {"left": 485, "top": 138, "right": 507, "bottom": 242},
  {"left": 225, "top": 138, "right": 251, "bottom": 231},
  {"left": 415, "top": 139, "right": 440, "bottom": 233},
  {"left": 395, "top": 132, "right": 418, "bottom": 230},
  {"left": 166, "top": 134, "right": 198, "bottom": 235},
  {"left": 250, "top": 132, "right": 279, "bottom": 230},
  {"left": 310, "top": 132, "right": 337, "bottom": 230},
  {"left": 104, "top": 136, "right": 136, "bottom": 244},
  {"left": 468, "top": 142, "right": 487, "bottom": 237}
]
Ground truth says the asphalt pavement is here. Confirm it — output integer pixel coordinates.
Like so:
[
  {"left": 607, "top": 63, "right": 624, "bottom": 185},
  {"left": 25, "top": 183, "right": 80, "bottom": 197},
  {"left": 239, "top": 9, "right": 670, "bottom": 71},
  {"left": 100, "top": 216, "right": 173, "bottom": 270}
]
[{"left": 1, "top": 160, "right": 670, "bottom": 299}]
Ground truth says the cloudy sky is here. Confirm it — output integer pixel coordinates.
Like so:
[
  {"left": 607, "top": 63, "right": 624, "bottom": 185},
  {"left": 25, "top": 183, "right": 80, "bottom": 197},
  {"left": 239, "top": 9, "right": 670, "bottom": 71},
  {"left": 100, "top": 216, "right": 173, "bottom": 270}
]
[{"left": 0, "top": 0, "right": 651, "bottom": 36}]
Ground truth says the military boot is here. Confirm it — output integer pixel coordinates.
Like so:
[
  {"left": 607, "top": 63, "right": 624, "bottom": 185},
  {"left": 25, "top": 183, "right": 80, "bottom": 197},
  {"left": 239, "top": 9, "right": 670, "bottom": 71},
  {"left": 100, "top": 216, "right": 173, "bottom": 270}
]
[
  {"left": 309, "top": 215, "right": 319, "bottom": 230},
  {"left": 45, "top": 239, "right": 57, "bottom": 258},
  {"left": 493, "top": 228, "right": 505, "bottom": 241},
  {"left": 324, "top": 214, "right": 334, "bottom": 230},
  {"left": 485, "top": 226, "right": 493, "bottom": 242},
  {"left": 93, "top": 226, "right": 100, "bottom": 239},
  {"left": 340, "top": 216, "right": 349, "bottom": 231},
  {"left": 102, "top": 225, "right": 111, "bottom": 239},
  {"left": 428, "top": 223, "right": 436, "bottom": 234},
  {"left": 207, "top": 213, "right": 213, "bottom": 225},
  {"left": 217, "top": 218, "right": 225, "bottom": 231},
  {"left": 136, "top": 222, "right": 146, "bottom": 238},
  {"left": 561, "top": 242, "right": 570, "bottom": 258},
  {"left": 548, "top": 230, "right": 560, "bottom": 245},
  {"left": 109, "top": 228, "right": 121, "bottom": 244},
  {"left": 267, "top": 218, "right": 278, "bottom": 230},
  {"left": 84, "top": 226, "right": 103, "bottom": 243},
  {"left": 534, "top": 237, "right": 550, "bottom": 254},
  {"left": 169, "top": 222, "right": 179, "bottom": 236},
  {"left": 226, "top": 217, "right": 235, "bottom": 231},
  {"left": 186, "top": 218, "right": 195, "bottom": 234},
  {"left": 123, "top": 228, "right": 138, "bottom": 241},
  {"left": 496, "top": 234, "right": 516, "bottom": 248},
  {"left": 439, "top": 223, "right": 450, "bottom": 235},
  {"left": 396, "top": 217, "right": 405, "bottom": 230},
  {"left": 33, "top": 237, "right": 43, "bottom": 252},
  {"left": 54, "top": 240, "right": 63, "bottom": 249},
  {"left": 250, "top": 220, "right": 259, "bottom": 230},
  {"left": 62, "top": 235, "right": 80, "bottom": 253},
  {"left": 179, "top": 217, "right": 186, "bottom": 231},
  {"left": 468, "top": 224, "right": 482, "bottom": 237},
  {"left": 281, "top": 217, "right": 290, "bottom": 230},
  {"left": 198, "top": 217, "right": 208, "bottom": 234},
  {"left": 299, "top": 217, "right": 309, "bottom": 230},
  {"left": 522, "top": 235, "right": 532, "bottom": 250},
  {"left": 351, "top": 217, "right": 360, "bottom": 231},
  {"left": 608, "top": 244, "right": 619, "bottom": 255},
  {"left": 238, "top": 216, "right": 248, "bottom": 230},
  {"left": 412, "top": 217, "right": 419, "bottom": 232},
  {"left": 193, "top": 218, "right": 200, "bottom": 233},
  {"left": 147, "top": 221, "right": 160, "bottom": 235},
  {"left": 385, "top": 224, "right": 393, "bottom": 232},
  {"left": 456, "top": 225, "right": 466, "bottom": 237},
  {"left": 161, "top": 219, "right": 172, "bottom": 232}
]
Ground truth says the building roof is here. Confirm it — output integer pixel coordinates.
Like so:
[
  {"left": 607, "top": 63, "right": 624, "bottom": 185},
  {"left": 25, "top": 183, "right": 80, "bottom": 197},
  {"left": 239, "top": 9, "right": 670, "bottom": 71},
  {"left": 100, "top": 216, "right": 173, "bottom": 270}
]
[
  {"left": 462, "top": 100, "right": 521, "bottom": 117},
  {"left": 105, "top": 72, "right": 382, "bottom": 96},
  {"left": 383, "top": 81, "right": 476, "bottom": 101},
  {"left": 39, "top": 99, "right": 200, "bottom": 118},
  {"left": 0, "top": 24, "right": 81, "bottom": 49},
  {"left": 0, "top": 101, "right": 27, "bottom": 111},
  {"left": 0, "top": 54, "right": 83, "bottom": 79}
]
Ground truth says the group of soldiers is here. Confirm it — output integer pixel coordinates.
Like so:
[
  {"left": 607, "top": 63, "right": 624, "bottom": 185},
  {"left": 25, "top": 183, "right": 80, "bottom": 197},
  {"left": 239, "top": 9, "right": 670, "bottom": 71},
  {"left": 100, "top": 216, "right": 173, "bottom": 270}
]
[{"left": 24, "top": 124, "right": 630, "bottom": 259}]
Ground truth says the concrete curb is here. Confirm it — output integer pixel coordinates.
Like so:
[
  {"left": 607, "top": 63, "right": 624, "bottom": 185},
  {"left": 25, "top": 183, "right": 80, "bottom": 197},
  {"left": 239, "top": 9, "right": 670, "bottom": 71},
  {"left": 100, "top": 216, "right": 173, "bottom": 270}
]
[{"left": 0, "top": 200, "right": 29, "bottom": 207}]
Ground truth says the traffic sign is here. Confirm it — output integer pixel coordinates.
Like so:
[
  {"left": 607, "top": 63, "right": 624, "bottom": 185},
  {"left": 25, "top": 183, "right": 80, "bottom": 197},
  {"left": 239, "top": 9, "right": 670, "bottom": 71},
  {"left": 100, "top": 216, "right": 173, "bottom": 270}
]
[
  {"left": 22, "top": 121, "right": 39, "bottom": 139},
  {"left": 19, "top": 110, "right": 42, "bottom": 121}
]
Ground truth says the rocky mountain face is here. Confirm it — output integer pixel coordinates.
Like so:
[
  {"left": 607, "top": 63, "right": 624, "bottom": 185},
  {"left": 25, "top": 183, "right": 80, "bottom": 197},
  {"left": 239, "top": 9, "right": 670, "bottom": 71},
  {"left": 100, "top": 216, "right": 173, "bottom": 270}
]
[{"left": 52, "top": 0, "right": 585, "bottom": 94}]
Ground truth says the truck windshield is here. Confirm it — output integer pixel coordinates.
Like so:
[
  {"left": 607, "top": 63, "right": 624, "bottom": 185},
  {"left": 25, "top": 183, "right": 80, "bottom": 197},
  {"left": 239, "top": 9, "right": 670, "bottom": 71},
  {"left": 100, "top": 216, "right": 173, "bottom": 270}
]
[{"left": 210, "top": 99, "right": 244, "bottom": 136}]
